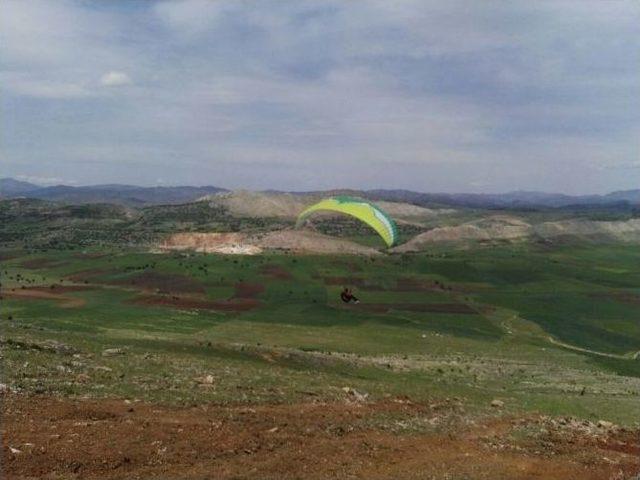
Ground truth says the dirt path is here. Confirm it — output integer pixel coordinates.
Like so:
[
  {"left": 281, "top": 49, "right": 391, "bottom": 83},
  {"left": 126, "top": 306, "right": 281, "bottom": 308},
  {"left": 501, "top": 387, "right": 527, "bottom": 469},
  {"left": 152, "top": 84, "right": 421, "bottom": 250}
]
[
  {"left": 499, "top": 313, "right": 639, "bottom": 360},
  {"left": 2, "top": 394, "right": 638, "bottom": 480},
  {"left": 546, "top": 336, "right": 640, "bottom": 361}
]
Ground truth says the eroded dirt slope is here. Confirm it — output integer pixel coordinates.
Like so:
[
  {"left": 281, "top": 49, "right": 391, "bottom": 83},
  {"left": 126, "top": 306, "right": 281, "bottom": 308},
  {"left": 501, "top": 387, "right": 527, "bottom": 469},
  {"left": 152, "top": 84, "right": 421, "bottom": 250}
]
[{"left": 159, "top": 230, "right": 380, "bottom": 255}]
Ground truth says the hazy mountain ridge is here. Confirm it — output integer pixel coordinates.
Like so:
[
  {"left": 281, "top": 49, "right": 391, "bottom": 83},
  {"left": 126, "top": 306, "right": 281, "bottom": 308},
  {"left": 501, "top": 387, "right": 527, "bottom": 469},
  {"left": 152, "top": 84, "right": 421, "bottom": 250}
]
[
  {"left": 0, "top": 178, "right": 41, "bottom": 196},
  {"left": 366, "top": 188, "right": 640, "bottom": 209},
  {"left": 0, "top": 179, "right": 226, "bottom": 206},
  {"left": 2, "top": 178, "right": 638, "bottom": 209}
]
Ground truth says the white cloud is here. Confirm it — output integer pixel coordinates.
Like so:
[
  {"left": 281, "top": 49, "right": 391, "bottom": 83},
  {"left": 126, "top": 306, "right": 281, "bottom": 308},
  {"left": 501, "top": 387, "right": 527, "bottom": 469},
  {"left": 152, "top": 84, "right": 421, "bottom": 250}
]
[
  {"left": 0, "top": 0, "right": 124, "bottom": 67},
  {"left": 100, "top": 71, "right": 132, "bottom": 87}
]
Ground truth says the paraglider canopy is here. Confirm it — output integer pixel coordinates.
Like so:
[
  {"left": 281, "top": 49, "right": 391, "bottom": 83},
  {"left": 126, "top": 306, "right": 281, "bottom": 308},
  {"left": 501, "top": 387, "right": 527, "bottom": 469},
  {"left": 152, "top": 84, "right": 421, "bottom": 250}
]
[{"left": 296, "top": 196, "right": 398, "bottom": 247}]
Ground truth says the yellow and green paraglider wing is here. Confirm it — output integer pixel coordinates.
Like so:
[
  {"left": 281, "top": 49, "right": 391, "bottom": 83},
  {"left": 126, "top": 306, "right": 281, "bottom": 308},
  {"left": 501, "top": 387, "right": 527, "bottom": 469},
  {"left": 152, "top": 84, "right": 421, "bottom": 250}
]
[{"left": 296, "top": 196, "right": 398, "bottom": 247}]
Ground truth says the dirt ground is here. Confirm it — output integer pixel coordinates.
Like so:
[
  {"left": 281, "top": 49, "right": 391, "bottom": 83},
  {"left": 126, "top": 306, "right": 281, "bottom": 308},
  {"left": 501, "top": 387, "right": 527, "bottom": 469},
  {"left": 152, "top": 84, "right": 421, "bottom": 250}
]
[
  {"left": 114, "top": 272, "right": 206, "bottom": 294},
  {"left": 1, "top": 286, "right": 91, "bottom": 308},
  {"left": 2, "top": 394, "right": 638, "bottom": 480},
  {"left": 259, "top": 265, "right": 293, "bottom": 281},
  {"left": 66, "top": 268, "right": 112, "bottom": 283},
  {"left": 589, "top": 292, "right": 640, "bottom": 307},
  {"left": 320, "top": 276, "right": 368, "bottom": 287},
  {"left": 131, "top": 294, "right": 259, "bottom": 312},
  {"left": 129, "top": 280, "right": 265, "bottom": 312},
  {"left": 19, "top": 258, "right": 69, "bottom": 269},
  {"left": 232, "top": 282, "right": 265, "bottom": 299}
]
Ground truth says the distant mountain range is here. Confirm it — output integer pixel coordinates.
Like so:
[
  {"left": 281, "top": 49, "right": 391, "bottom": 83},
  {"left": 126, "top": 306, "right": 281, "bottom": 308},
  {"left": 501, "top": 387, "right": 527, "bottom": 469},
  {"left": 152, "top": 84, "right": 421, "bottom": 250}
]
[
  {"left": 0, "top": 179, "right": 226, "bottom": 207},
  {"left": 366, "top": 189, "right": 640, "bottom": 209},
  {"left": 1, "top": 177, "right": 638, "bottom": 209}
]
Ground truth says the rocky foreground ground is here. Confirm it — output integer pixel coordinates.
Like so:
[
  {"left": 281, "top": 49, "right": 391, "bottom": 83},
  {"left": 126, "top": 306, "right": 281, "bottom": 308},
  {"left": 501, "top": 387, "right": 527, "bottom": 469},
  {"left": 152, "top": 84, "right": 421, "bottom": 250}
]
[{"left": 2, "top": 392, "right": 639, "bottom": 480}]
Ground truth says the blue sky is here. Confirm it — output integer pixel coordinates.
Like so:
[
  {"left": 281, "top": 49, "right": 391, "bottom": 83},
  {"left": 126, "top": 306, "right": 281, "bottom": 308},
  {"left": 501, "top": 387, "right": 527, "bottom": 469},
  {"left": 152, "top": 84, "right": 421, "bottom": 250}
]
[{"left": 2, "top": 0, "right": 638, "bottom": 193}]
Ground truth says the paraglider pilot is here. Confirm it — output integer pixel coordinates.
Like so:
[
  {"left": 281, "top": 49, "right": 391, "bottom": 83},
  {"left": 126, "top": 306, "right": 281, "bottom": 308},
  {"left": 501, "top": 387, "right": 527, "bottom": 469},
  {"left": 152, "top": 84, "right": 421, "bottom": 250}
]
[{"left": 341, "top": 287, "right": 360, "bottom": 304}]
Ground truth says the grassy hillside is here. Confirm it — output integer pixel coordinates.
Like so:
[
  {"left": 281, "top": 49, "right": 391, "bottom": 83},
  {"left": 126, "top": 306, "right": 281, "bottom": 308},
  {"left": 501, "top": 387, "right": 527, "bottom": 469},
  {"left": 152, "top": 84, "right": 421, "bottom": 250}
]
[
  {"left": 2, "top": 243, "right": 639, "bottom": 425},
  {"left": 4, "top": 196, "right": 639, "bottom": 256},
  {"left": 0, "top": 199, "right": 294, "bottom": 250}
]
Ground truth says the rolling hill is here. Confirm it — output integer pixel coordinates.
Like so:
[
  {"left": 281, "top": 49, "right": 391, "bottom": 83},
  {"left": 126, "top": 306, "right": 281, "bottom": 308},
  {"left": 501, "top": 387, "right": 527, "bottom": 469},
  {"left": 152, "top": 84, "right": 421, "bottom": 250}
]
[{"left": 394, "top": 215, "right": 640, "bottom": 252}]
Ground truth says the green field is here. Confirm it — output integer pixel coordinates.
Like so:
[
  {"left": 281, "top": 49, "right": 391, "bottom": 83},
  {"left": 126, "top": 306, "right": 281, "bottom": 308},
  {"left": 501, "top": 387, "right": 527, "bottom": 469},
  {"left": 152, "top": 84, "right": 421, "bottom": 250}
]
[{"left": 2, "top": 243, "right": 640, "bottom": 424}]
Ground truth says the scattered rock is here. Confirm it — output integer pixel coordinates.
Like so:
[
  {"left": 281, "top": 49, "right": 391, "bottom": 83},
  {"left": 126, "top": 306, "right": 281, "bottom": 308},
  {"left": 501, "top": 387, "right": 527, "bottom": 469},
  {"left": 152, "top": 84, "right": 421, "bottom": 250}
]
[
  {"left": 2, "top": 339, "right": 77, "bottom": 355},
  {"left": 47, "top": 342, "right": 77, "bottom": 355},
  {"left": 597, "top": 420, "right": 614, "bottom": 429},
  {"left": 490, "top": 399, "right": 504, "bottom": 408},
  {"left": 342, "top": 386, "right": 369, "bottom": 402},
  {"left": 9, "top": 447, "right": 21, "bottom": 454},
  {"left": 102, "top": 348, "right": 125, "bottom": 357},
  {"left": 195, "top": 374, "right": 215, "bottom": 385}
]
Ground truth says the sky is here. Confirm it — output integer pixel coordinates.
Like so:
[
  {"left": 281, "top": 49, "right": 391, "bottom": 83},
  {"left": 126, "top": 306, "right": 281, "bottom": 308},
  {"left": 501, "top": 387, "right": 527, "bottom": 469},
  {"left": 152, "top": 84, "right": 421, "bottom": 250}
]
[{"left": 1, "top": 0, "right": 639, "bottom": 194}]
